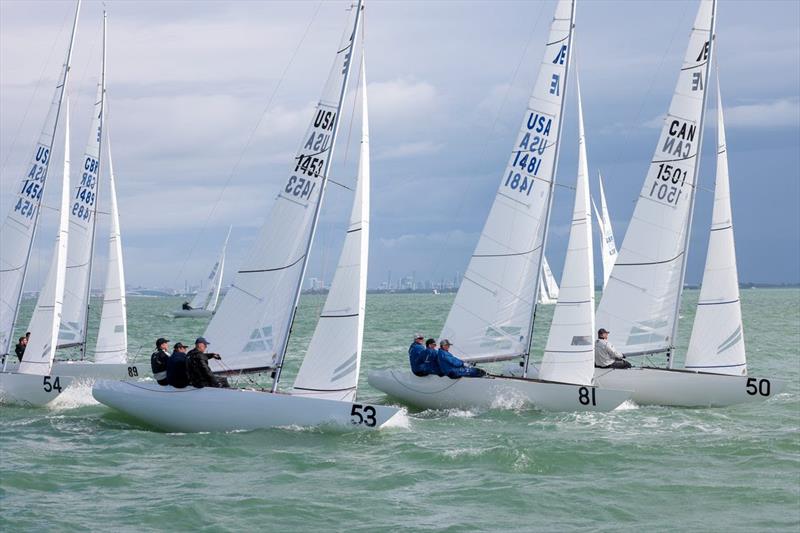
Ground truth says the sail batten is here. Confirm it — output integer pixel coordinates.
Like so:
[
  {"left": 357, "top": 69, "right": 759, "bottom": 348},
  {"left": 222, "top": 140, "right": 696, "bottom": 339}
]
[{"left": 440, "top": 0, "right": 575, "bottom": 362}]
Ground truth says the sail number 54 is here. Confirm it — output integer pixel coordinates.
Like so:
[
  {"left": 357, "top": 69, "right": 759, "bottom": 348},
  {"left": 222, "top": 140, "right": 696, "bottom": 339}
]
[
  {"left": 350, "top": 404, "right": 377, "bottom": 427},
  {"left": 42, "top": 376, "right": 63, "bottom": 393}
]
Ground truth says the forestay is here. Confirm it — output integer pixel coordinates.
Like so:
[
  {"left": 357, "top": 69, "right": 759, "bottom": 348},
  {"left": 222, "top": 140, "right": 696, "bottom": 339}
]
[
  {"left": 19, "top": 105, "right": 72, "bottom": 376},
  {"left": 539, "top": 79, "right": 594, "bottom": 386},
  {"left": 292, "top": 56, "right": 369, "bottom": 402},
  {"left": 684, "top": 80, "right": 745, "bottom": 375},
  {"left": 205, "top": 4, "right": 361, "bottom": 373},
  {"left": 94, "top": 138, "right": 127, "bottom": 364},
  {"left": 595, "top": 0, "right": 715, "bottom": 355},
  {"left": 440, "top": 0, "right": 575, "bottom": 362},
  {"left": 0, "top": 1, "right": 80, "bottom": 357},
  {"left": 59, "top": 29, "right": 106, "bottom": 348},
  {"left": 592, "top": 172, "right": 617, "bottom": 289}
]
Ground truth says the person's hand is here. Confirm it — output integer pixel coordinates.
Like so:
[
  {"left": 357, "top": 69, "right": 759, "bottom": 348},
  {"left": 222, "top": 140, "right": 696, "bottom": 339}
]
[{"left": 211, "top": 353, "right": 221, "bottom": 360}]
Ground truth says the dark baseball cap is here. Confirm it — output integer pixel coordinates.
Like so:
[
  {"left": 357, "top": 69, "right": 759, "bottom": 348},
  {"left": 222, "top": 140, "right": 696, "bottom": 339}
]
[
  {"left": 598, "top": 328, "right": 610, "bottom": 335},
  {"left": 195, "top": 337, "right": 210, "bottom": 345},
  {"left": 156, "top": 337, "right": 170, "bottom": 347},
  {"left": 174, "top": 342, "right": 188, "bottom": 349}
]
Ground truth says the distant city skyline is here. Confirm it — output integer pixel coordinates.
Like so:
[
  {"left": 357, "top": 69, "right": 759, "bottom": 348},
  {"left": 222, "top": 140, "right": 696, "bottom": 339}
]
[{"left": 1, "top": 0, "right": 798, "bottom": 293}]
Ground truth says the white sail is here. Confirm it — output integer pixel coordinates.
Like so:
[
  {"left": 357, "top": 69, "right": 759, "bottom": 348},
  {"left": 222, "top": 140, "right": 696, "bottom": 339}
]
[
  {"left": 595, "top": 0, "right": 715, "bottom": 356},
  {"left": 440, "top": 0, "right": 575, "bottom": 362},
  {"left": 94, "top": 137, "right": 127, "bottom": 364},
  {"left": 19, "top": 104, "right": 72, "bottom": 376},
  {"left": 189, "top": 228, "right": 229, "bottom": 311},
  {"left": 684, "top": 79, "right": 745, "bottom": 375},
  {"left": 206, "top": 4, "right": 361, "bottom": 373},
  {"left": 592, "top": 172, "right": 617, "bottom": 289},
  {"left": 539, "top": 77, "right": 595, "bottom": 385},
  {"left": 59, "top": 20, "right": 106, "bottom": 349},
  {"left": 538, "top": 257, "right": 559, "bottom": 304},
  {"left": 0, "top": 1, "right": 80, "bottom": 358},
  {"left": 292, "top": 54, "right": 369, "bottom": 402}
]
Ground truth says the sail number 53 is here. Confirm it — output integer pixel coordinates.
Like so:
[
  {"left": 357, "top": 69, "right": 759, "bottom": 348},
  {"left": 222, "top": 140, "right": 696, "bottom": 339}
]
[{"left": 350, "top": 404, "right": 377, "bottom": 427}]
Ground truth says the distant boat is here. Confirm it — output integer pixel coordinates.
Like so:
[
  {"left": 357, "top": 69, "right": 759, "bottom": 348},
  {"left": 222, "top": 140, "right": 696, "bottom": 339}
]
[
  {"left": 94, "top": 0, "right": 402, "bottom": 432},
  {"left": 432, "top": 289, "right": 439, "bottom": 295},
  {"left": 171, "top": 227, "right": 231, "bottom": 318},
  {"left": 537, "top": 256, "right": 559, "bottom": 304},
  {"left": 591, "top": 172, "right": 617, "bottom": 290}
]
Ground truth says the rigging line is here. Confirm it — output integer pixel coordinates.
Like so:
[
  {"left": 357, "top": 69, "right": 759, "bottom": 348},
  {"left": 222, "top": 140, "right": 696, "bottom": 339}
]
[
  {"left": 169, "top": 0, "right": 326, "bottom": 289},
  {"left": 0, "top": 5, "right": 72, "bottom": 176}
]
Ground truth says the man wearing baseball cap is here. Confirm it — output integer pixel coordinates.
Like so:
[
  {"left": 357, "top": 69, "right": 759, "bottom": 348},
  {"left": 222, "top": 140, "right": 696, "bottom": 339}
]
[
  {"left": 187, "top": 337, "right": 229, "bottom": 388},
  {"left": 151, "top": 338, "right": 171, "bottom": 386},
  {"left": 408, "top": 333, "right": 428, "bottom": 376},
  {"left": 594, "top": 328, "right": 631, "bottom": 369},
  {"left": 436, "top": 339, "right": 486, "bottom": 378},
  {"left": 167, "top": 342, "right": 191, "bottom": 388}
]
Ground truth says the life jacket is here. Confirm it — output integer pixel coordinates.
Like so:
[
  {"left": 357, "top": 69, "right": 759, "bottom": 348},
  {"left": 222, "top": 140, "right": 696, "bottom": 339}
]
[
  {"left": 167, "top": 351, "right": 189, "bottom": 388},
  {"left": 150, "top": 350, "right": 170, "bottom": 385}
]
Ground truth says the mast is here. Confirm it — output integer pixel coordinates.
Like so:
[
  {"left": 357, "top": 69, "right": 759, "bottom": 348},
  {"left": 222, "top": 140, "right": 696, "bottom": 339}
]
[
  {"left": 667, "top": 0, "right": 716, "bottom": 369},
  {"left": 270, "top": 0, "right": 364, "bottom": 392},
  {"left": 79, "top": 9, "right": 107, "bottom": 360},
  {"left": 522, "top": 0, "right": 576, "bottom": 378},
  {"left": 2, "top": 0, "right": 81, "bottom": 367}
]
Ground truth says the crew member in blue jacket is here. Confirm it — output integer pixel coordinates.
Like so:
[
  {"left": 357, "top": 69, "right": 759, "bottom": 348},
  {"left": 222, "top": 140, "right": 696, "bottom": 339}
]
[
  {"left": 437, "top": 339, "right": 486, "bottom": 378},
  {"left": 408, "top": 334, "right": 429, "bottom": 376}
]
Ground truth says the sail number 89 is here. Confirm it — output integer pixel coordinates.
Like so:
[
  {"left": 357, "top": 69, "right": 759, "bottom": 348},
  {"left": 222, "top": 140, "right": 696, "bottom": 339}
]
[
  {"left": 745, "top": 378, "right": 770, "bottom": 397},
  {"left": 350, "top": 404, "right": 376, "bottom": 427}
]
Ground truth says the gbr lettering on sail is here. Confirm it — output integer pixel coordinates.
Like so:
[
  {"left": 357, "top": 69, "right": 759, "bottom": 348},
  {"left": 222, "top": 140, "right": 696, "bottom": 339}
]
[
  {"left": 283, "top": 108, "right": 336, "bottom": 203},
  {"left": 647, "top": 39, "right": 711, "bottom": 208}
]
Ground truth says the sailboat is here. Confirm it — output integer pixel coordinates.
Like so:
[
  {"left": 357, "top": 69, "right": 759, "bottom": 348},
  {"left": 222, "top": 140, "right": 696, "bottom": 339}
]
[
  {"left": 171, "top": 227, "right": 230, "bottom": 318},
  {"left": 0, "top": 3, "right": 80, "bottom": 405},
  {"left": 590, "top": 0, "right": 784, "bottom": 406},
  {"left": 368, "top": 0, "right": 630, "bottom": 412},
  {"left": 591, "top": 172, "right": 617, "bottom": 290},
  {"left": 537, "top": 257, "right": 559, "bottom": 304},
  {"left": 93, "top": 1, "right": 402, "bottom": 432},
  {"left": 3, "top": 9, "right": 140, "bottom": 384}
]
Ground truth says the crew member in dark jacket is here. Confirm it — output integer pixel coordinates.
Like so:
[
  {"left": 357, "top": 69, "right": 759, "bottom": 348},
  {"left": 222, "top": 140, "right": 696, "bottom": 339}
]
[
  {"left": 150, "top": 338, "right": 171, "bottom": 385},
  {"left": 167, "top": 342, "right": 190, "bottom": 388},
  {"left": 187, "top": 337, "right": 229, "bottom": 388},
  {"left": 437, "top": 339, "right": 486, "bottom": 378},
  {"left": 14, "top": 335, "right": 28, "bottom": 362}
]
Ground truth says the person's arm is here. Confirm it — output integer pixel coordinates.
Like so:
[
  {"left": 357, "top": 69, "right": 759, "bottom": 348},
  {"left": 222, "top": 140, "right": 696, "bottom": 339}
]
[
  {"left": 438, "top": 350, "right": 464, "bottom": 368},
  {"left": 200, "top": 356, "right": 221, "bottom": 386},
  {"left": 607, "top": 342, "right": 625, "bottom": 361}
]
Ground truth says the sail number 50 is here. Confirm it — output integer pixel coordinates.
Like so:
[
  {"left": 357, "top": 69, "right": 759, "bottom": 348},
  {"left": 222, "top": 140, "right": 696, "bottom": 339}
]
[
  {"left": 745, "top": 378, "right": 770, "bottom": 397},
  {"left": 350, "top": 404, "right": 377, "bottom": 427}
]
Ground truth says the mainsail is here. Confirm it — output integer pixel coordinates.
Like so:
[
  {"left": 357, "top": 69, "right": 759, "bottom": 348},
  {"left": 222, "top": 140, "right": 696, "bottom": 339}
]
[
  {"left": 0, "top": 1, "right": 80, "bottom": 358},
  {"left": 94, "top": 137, "right": 127, "bottom": 364},
  {"left": 59, "top": 12, "right": 107, "bottom": 349},
  {"left": 684, "top": 78, "right": 745, "bottom": 375},
  {"left": 206, "top": 2, "right": 362, "bottom": 374},
  {"left": 189, "top": 228, "right": 230, "bottom": 312},
  {"left": 592, "top": 172, "right": 617, "bottom": 289},
  {"left": 292, "top": 54, "right": 369, "bottom": 402},
  {"left": 440, "top": 0, "right": 575, "bottom": 363},
  {"left": 19, "top": 104, "right": 72, "bottom": 376},
  {"left": 595, "top": 0, "right": 716, "bottom": 356},
  {"left": 539, "top": 77, "right": 594, "bottom": 386}
]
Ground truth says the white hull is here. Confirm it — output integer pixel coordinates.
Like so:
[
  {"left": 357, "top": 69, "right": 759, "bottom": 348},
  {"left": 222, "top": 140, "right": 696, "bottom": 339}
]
[
  {"left": 367, "top": 369, "right": 631, "bottom": 412},
  {"left": 3, "top": 360, "right": 143, "bottom": 381},
  {"left": 92, "top": 380, "right": 403, "bottom": 433},
  {"left": 171, "top": 309, "right": 213, "bottom": 318},
  {"left": 591, "top": 366, "right": 786, "bottom": 407},
  {"left": 0, "top": 372, "right": 75, "bottom": 406}
]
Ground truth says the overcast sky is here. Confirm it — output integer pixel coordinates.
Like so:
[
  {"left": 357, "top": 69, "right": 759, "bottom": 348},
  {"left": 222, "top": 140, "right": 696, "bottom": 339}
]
[{"left": 1, "top": 0, "right": 798, "bottom": 291}]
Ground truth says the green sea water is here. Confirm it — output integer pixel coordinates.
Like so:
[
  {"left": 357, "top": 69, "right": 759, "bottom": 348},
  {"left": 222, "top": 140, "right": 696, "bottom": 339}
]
[{"left": 1, "top": 290, "right": 798, "bottom": 531}]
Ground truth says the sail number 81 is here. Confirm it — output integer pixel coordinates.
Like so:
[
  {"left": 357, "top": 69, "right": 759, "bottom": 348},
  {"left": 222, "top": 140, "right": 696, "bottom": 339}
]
[{"left": 578, "top": 386, "right": 597, "bottom": 406}]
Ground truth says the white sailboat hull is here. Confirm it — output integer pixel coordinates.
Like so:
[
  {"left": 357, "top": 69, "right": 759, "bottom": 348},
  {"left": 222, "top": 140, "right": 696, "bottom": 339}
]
[
  {"left": 591, "top": 366, "right": 786, "bottom": 407},
  {"left": 92, "top": 380, "right": 403, "bottom": 433},
  {"left": 3, "top": 360, "right": 142, "bottom": 381},
  {"left": 367, "top": 369, "right": 631, "bottom": 412},
  {"left": 0, "top": 372, "right": 74, "bottom": 406},
  {"left": 170, "top": 309, "right": 213, "bottom": 318}
]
